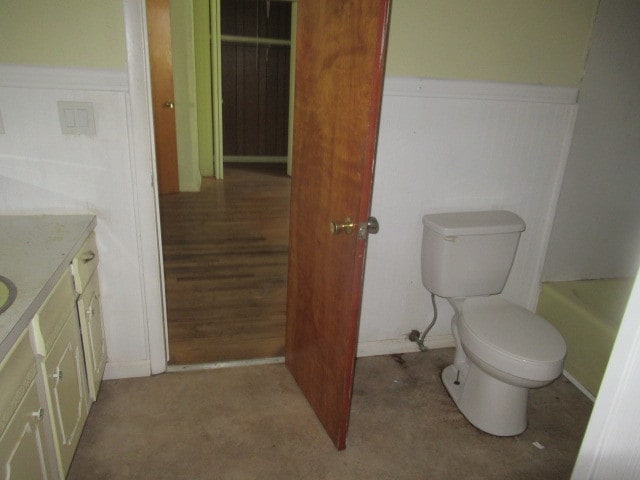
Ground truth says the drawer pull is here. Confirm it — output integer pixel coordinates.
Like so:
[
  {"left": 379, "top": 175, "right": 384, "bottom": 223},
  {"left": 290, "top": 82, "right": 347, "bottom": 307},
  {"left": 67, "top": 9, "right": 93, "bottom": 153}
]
[
  {"left": 81, "top": 251, "right": 96, "bottom": 263},
  {"left": 32, "top": 408, "right": 45, "bottom": 420},
  {"left": 52, "top": 370, "right": 64, "bottom": 381},
  {"left": 86, "top": 306, "right": 95, "bottom": 319}
]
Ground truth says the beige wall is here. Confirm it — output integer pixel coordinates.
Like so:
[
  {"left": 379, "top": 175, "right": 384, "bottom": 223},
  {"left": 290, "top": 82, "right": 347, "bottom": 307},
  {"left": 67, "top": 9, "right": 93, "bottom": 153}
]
[
  {"left": 386, "top": 0, "right": 599, "bottom": 86},
  {"left": 0, "top": 0, "right": 126, "bottom": 69},
  {"left": 0, "top": 1, "right": 598, "bottom": 86},
  {"left": 0, "top": 1, "right": 597, "bottom": 85}
]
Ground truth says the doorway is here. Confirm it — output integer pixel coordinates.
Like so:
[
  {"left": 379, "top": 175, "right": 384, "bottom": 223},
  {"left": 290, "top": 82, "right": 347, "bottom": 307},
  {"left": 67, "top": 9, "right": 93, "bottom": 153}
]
[
  {"left": 159, "top": 163, "right": 290, "bottom": 364},
  {"left": 149, "top": 0, "right": 295, "bottom": 364}
]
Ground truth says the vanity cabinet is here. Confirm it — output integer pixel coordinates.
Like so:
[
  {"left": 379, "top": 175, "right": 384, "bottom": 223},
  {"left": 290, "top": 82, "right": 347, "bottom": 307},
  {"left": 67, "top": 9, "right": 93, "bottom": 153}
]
[
  {"left": 31, "top": 270, "right": 89, "bottom": 478},
  {"left": 0, "top": 216, "right": 104, "bottom": 479},
  {"left": 0, "top": 330, "right": 55, "bottom": 479},
  {"left": 71, "top": 232, "right": 107, "bottom": 402}
]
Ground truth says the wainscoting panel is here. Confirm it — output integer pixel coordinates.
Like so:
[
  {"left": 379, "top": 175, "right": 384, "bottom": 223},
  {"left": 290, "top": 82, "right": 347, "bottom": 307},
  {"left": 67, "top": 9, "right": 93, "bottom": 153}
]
[{"left": 357, "top": 77, "right": 578, "bottom": 357}]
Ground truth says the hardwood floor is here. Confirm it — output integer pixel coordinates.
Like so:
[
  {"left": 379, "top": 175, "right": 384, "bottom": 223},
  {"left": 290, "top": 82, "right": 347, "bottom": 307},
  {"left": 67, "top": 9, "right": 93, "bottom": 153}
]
[{"left": 159, "top": 163, "right": 290, "bottom": 364}]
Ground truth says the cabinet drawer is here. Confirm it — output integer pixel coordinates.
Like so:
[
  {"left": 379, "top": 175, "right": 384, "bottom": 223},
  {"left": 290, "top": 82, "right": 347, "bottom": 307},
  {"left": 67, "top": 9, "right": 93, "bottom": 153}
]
[
  {"left": 71, "top": 232, "right": 99, "bottom": 294},
  {"left": 30, "top": 270, "right": 76, "bottom": 357},
  {"left": 0, "top": 329, "right": 37, "bottom": 435}
]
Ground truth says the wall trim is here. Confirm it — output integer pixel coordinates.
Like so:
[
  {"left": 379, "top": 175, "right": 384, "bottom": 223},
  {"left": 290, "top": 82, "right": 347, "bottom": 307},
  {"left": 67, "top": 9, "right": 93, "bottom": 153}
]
[
  {"left": 383, "top": 76, "right": 578, "bottom": 105},
  {"left": 0, "top": 64, "right": 128, "bottom": 92},
  {"left": 123, "top": 0, "right": 169, "bottom": 375},
  {"left": 103, "top": 359, "right": 151, "bottom": 380},
  {"left": 356, "top": 334, "right": 455, "bottom": 358},
  {"left": 224, "top": 155, "right": 288, "bottom": 164},
  {"left": 562, "top": 369, "right": 596, "bottom": 402}
]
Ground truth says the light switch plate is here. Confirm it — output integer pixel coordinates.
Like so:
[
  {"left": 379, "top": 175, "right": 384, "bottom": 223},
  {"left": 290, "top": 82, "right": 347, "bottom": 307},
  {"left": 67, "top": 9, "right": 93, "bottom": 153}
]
[
  {"left": 0, "top": 108, "right": 5, "bottom": 134},
  {"left": 57, "top": 101, "right": 96, "bottom": 135}
]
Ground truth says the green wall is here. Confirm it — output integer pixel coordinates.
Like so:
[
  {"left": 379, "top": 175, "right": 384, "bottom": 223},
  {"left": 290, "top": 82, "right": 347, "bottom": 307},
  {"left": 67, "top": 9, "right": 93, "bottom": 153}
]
[
  {"left": 170, "top": 0, "right": 202, "bottom": 192},
  {"left": 0, "top": 0, "right": 126, "bottom": 69},
  {"left": 386, "top": 0, "right": 599, "bottom": 86}
]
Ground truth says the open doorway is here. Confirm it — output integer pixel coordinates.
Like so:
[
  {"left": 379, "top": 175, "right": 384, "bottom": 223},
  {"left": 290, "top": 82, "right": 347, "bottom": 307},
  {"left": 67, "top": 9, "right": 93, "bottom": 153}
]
[{"left": 148, "top": 0, "right": 295, "bottom": 364}]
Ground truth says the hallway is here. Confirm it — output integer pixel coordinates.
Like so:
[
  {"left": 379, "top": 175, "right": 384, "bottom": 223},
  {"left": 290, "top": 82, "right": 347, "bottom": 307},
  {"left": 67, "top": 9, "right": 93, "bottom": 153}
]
[{"left": 160, "top": 164, "right": 290, "bottom": 364}]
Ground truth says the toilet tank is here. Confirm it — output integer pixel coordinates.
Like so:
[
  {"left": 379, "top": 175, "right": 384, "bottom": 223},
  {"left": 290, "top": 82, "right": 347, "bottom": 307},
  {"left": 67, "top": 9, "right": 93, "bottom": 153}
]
[{"left": 421, "top": 211, "right": 526, "bottom": 298}]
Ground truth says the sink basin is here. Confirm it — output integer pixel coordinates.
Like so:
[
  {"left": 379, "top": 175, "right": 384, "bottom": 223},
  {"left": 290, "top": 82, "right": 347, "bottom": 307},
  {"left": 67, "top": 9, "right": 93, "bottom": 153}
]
[{"left": 0, "top": 275, "right": 17, "bottom": 315}]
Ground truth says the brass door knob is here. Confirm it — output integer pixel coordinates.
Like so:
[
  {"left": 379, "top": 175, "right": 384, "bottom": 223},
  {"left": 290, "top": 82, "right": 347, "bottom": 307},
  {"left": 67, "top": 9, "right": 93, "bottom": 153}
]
[
  {"left": 163, "top": 100, "right": 175, "bottom": 109},
  {"left": 330, "top": 217, "right": 356, "bottom": 235}
]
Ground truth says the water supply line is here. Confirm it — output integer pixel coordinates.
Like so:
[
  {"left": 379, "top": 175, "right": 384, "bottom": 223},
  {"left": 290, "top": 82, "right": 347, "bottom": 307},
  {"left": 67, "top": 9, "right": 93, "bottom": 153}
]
[{"left": 409, "top": 293, "right": 438, "bottom": 352}]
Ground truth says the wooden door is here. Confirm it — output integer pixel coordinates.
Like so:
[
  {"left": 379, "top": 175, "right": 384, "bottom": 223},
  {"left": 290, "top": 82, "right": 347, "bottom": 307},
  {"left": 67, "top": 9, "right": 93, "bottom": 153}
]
[
  {"left": 146, "top": 0, "right": 180, "bottom": 194},
  {"left": 285, "top": 0, "right": 390, "bottom": 450}
]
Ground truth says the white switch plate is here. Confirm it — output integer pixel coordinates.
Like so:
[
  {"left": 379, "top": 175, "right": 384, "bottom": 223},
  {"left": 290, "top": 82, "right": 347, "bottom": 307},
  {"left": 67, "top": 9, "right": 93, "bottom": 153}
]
[{"left": 57, "top": 101, "right": 96, "bottom": 135}]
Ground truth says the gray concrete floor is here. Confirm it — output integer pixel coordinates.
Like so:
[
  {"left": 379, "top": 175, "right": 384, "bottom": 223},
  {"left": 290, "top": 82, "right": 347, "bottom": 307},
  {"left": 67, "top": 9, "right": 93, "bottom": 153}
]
[{"left": 68, "top": 349, "right": 592, "bottom": 479}]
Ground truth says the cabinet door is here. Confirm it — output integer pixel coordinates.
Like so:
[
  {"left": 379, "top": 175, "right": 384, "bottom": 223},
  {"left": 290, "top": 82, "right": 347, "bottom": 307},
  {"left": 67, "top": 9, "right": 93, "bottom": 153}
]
[
  {"left": 77, "top": 274, "right": 107, "bottom": 401},
  {"left": 44, "top": 311, "right": 89, "bottom": 476},
  {"left": 0, "top": 381, "right": 54, "bottom": 480}
]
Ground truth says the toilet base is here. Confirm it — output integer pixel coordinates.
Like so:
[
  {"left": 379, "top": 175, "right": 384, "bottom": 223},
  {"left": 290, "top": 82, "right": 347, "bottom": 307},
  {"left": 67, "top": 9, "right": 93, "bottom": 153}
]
[{"left": 442, "top": 363, "right": 528, "bottom": 436}]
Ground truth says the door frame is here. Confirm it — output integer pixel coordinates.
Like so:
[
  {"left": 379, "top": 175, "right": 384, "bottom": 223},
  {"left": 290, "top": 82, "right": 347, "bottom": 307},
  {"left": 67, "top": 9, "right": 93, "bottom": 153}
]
[
  {"left": 122, "top": 0, "right": 298, "bottom": 372},
  {"left": 123, "top": 0, "right": 170, "bottom": 374}
]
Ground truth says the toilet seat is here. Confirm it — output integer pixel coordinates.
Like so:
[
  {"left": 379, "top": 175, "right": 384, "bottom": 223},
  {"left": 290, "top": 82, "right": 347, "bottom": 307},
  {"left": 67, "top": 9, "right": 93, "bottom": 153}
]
[{"left": 459, "top": 297, "right": 566, "bottom": 382}]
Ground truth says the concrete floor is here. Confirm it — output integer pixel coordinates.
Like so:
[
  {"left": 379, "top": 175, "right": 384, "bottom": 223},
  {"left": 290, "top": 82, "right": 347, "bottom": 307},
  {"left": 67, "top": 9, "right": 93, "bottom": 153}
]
[{"left": 68, "top": 349, "right": 592, "bottom": 479}]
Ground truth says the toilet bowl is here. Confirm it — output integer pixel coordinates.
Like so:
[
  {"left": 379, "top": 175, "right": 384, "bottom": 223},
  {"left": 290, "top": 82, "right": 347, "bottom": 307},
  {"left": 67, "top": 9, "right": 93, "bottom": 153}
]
[
  {"left": 442, "top": 297, "right": 566, "bottom": 436},
  {"left": 421, "top": 210, "right": 567, "bottom": 436}
]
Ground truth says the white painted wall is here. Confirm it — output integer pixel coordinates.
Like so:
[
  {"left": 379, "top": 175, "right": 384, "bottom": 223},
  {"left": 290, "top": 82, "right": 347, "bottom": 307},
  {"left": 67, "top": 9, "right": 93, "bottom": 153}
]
[
  {"left": 543, "top": 0, "right": 640, "bottom": 282},
  {"left": 568, "top": 2, "right": 640, "bottom": 477},
  {"left": 0, "top": 64, "right": 153, "bottom": 378},
  {"left": 358, "top": 78, "right": 578, "bottom": 356}
]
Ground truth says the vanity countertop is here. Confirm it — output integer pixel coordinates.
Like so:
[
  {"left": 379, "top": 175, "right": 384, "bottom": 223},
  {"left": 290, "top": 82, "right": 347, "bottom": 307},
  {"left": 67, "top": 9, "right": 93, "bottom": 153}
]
[{"left": 0, "top": 215, "right": 96, "bottom": 362}]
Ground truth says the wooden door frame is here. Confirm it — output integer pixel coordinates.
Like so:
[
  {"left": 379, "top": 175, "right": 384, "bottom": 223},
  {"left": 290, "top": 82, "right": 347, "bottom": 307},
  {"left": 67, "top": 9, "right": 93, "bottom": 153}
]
[{"left": 210, "top": 0, "right": 298, "bottom": 179}]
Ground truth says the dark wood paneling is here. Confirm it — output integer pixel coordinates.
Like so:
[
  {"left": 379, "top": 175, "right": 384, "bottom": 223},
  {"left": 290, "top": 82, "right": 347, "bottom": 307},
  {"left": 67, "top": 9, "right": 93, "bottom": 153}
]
[
  {"left": 160, "top": 164, "right": 290, "bottom": 364},
  {"left": 221, "top": 0, "right": 291, "bottom": 39},
  {"left": 220, "top": 0, "right": 291, "bottom": 157}
]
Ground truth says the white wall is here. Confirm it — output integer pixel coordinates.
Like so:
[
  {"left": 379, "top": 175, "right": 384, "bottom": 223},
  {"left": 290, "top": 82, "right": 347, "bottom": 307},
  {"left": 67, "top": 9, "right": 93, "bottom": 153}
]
[
  {"left": 0, "top": 64, "right": 152, "bottom": 378},
  {"left": 358, "top": 78, "right": 578, "bottom": 356},
  {"left": 543, "top": 0, "right": 640, "bottom": 282},
  {"left": 567, "top": 2, "right": 640, "bottom": 476}
]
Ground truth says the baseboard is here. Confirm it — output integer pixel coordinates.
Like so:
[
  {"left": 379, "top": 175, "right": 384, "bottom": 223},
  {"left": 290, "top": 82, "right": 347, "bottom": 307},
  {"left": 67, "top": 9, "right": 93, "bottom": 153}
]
[
  {"left": 179, "top": 181, "right": 202, "bottom": 193},
  {"left": 166, "top": 356, "right": 285, "bottom": 372},
  {"left": 103, "top": 359, "right": 151, "bottom": 380},
  {"left": 356, "top": 334, "right": 455, "bottom": 358},
  {"left": 562, "top": 369, "right": 596, "bottom": 402},
  {"left": 223, "top": 155, "right": 287, "bottom": 164}
]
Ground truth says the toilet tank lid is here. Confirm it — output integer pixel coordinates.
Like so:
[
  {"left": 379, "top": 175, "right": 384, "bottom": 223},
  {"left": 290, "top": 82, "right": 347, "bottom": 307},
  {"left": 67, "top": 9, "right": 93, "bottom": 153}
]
[{"left": 422, "top": 210, "right": 525, "bottom": 236}]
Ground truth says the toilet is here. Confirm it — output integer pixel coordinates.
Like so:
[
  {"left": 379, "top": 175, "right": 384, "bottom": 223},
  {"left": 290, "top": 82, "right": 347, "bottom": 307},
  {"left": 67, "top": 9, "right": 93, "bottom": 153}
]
[{"left": 421, "top": 210, "right": 566, "bottom": 436}]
